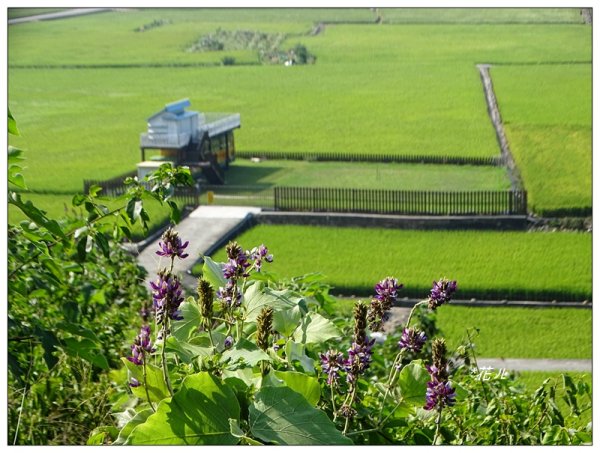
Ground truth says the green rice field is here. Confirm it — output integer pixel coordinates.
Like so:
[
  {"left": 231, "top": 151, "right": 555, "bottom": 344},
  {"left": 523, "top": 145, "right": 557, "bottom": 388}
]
[
  {"left": 492, "top": 64, "right": 591, "bottom": 215},
  {"left": 8, "top": 8, "right": 591, "bottom": 198},
  {"left": 225, "top": 160, "right": 511, "bottom": 191},
  {"left": 210, "top": 225, "right": 592, "bottom": 301},
  {"left": 436, "top": 305, "right": 591, "bottom": 359}
]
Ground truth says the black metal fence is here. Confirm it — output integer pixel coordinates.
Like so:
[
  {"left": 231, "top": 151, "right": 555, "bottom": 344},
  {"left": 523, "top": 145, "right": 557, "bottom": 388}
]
[
  {"left": 274, "top": 187, "right": 528, "bottom": 216},
  {"left": 237, "top": 150, "right": 503, "bottom": 166},
  {"left": 83, "top": 177, "right": 527, "bottom": 216}
]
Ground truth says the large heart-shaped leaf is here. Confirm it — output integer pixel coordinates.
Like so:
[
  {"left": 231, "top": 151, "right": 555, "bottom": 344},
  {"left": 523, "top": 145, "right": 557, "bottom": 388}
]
[
  {"left": 397, "top": 360, "right": 429, "bottom": 406},
  {"left": 272, "top": 370, "right": 321, "bottom": 406},
  {"left": 126, "top": 372, "right": 240, "bottom": 445},
  {"left": 244, "top": 286, "right": 298, "bottom": 323},
  {"left": 221, "top": 338, "right": 271, "bottom": 367},
  {"left": 171, "top": 299, "right": 201, "bottom": 342},
  {"left": 295, "top": 312, "right": 341, "bottom": 345},
  {"left": 249, "top": 386, "right": 351, "bottom": 445},
  {"left": 285, "top": 341, "right": 315, "bottom": 373}
]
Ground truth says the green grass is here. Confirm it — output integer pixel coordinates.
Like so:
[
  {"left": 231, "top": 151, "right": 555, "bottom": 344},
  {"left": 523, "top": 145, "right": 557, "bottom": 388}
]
[
  {"left": 492, "top": 64, "right": 591, "bottom": 215},
  {"left": 380, "top": 8, "right": 584, "bottom": 24},
  {"left": 311, "top": 23, "right": 590, "bottom": 65},
  {"left": 7, "top": 8, "right": 373, "bottom": 67},
  {"left": 224, "top": 160, "right": 511, "bottom": 191},
  {"left": 210, "top": 225, "right": 591, "bottom": 301},
  {"left": 436, "top": 305, "right": 591, "bottom": 359}
]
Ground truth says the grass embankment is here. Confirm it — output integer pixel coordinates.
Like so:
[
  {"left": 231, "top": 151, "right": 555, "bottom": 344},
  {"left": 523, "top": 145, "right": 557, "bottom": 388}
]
[
  {"left": 492, "top": 64, "right": 591, "bottom": 216},
  {"left": 209, "top": 225, "right": 591, "bottom": 302}
]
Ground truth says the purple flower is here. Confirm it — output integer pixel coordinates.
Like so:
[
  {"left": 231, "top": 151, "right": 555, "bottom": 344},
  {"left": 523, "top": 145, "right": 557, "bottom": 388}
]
[
  {"left": 398, "top": 327, "right": 427, "bottom": 354},
  {"left": 251, "top": 244, "right": 274, "bottom": 272},
  {"left": 222, "top": 252, "right": 251, "bottom": 280},
  {"left": 428, "top": 278, "right": 458, "bottom": 310},
  {"left": 224, "top": 335, "right": 234, "bottom": 350},
  {"left": 216, "top": 281, "right": 242, "bottom": 308},
  {"left": 320, "top": 350, "right": 346, "bottom": 386},
  {"left": 374, "top": 277, "right": 402, "bottom": 305},
  {"left": 368, "top": 277, "right": 403, "bottom": 331},
  {"left": 345, "top": 337, "right": 375, "bottom": 384},
  {"left": 156, "top": 228, "right": 189, "bottom": 260},
  {"left": 129, "top": 377, "right": 141, "bottom": 388},
  {"left": 424, "top": 379, "right": 456, "bottom": 411},
  {"left": 424, "top": 358, "right": 455, "bottom": 411},
  {"left": 150, "top": 272, "right": 184, "bottom": 322},
  {"left": 127, "top": 325, "right": 156, "bottom": 365}
]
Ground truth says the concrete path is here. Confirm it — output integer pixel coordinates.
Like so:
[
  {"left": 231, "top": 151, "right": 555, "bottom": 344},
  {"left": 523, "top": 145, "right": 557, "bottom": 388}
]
[
  {"left": 476, "top": 358, "right": 591, "bottom": 372},
  {"left": 8, "top": 8, "right": 113, "bottom": 25},
  {"left": 136, "top": 205, "right": 261, "bottom": 290}
]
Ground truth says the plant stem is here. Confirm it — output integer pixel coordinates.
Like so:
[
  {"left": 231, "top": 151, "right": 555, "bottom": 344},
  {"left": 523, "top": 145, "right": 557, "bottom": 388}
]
[
  {"left": 377, "top": 352, "right": 403, "bottom": 423},
  {"left": 342, "top": 386, "right": 357, "bottom": 436},
  {"left": 432, "top": 407, "right": 443, "bottom": 445},
  {"left": 142, "top": 359, "right": 156, "bottom": 412},
  {"left": 331, "top": 385, "right": 338, "bottom": 422},
  {"left": 160, "top": 322, "right": 174, "bottom": 397},
  {"left": 13, "top": 339, "right": 34, "bottom": 445}
]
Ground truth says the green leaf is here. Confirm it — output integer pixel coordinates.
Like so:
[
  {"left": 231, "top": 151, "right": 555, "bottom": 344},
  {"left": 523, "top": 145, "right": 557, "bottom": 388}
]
[
  {"left": 114, "top": 409, "right": 154, "bottom": 445},
  {"left": 126, "top": 198, "right": 143, "bottom": 224},
  {"left": 285, "top": 340, "right": 315, "bottom": 373},
  {"left": 167, "top": 200, "right": 181, "bottom": 224},
  {"left": 126, "top": 372, "right": 240, "bottom": 445},
  {"left": 72, "top": 193, "right": 87, "bottom": 207},
  {"left": 121, "top": 358, "right": 171, "bottom": 403},
  {"left": 87, "top": 426, "right": 118, "bottom": 445},
  {"left": 63, "top": 338, "right": 109, "bottom": 369},
  {"left": 221, "top": 338, "right": 271, "bottom": 367},
  {"left": 56, "top": 322, "right": 99, "bottom": 342},
  {"left": 8, "top": 192, "right": 66, "bottom": 239},
  {"left": 295, "top": 312, "right": 341, "bottom": 345},
  {"left": 244, "top": 285, "right": 297, "bottom": 323},
  {"left": 165, "top": 336, "right": 212, "bottom": 363},
  {"left": 229, "top": 419, "right": 263, "bottom": 445},
  {"left": 272, "top": 370, "right": 321, "bottom": 406},
  {"left": 95, "top": 232, "right": 110, "bottom": 258},
  {"left": 171, "top": 300, "right": 201, "bottom": 342},
  {"left": 273, "top": 304, "right": 303, "bottom": 337},
  {"left": 8, "top": 107, "right": 20, "bottom": 135},
  {"left": 201, "top": 256, "right": 227, "bottom": 290},
  {"left": 249, "top": 386, "right": 352, "bottom": 445},
  {"left": 397, "top": 360, "right": 429, "bottom": 406}
]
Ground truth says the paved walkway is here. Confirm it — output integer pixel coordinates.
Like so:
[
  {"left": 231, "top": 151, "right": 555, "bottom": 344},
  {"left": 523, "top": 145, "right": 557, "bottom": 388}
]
[
  {"left": 136, "top": 205, "right": 261, "bottom": 290},
  {"left": 8, "top": 8, "right": 113, "bottom": 25}
]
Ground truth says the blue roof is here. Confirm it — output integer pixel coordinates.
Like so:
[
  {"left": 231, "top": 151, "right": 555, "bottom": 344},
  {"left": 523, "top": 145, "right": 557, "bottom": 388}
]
[{"left": 165, "top": 98, "right": 191, "bottom": 115}]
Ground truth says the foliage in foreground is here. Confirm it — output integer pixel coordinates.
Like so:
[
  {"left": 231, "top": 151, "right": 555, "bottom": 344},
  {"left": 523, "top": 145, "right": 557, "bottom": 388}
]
[
  {"left": 85, "top": 229, "right": 591, "bottom": 446},
  {"left": 7, "top": 110, "right": 194, "bottom": 444}
]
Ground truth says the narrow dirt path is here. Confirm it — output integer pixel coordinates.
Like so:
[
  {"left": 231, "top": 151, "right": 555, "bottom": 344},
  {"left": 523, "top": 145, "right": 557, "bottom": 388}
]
[{"left": 477, "top": 64, "right": 524, "bottom": 191}]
